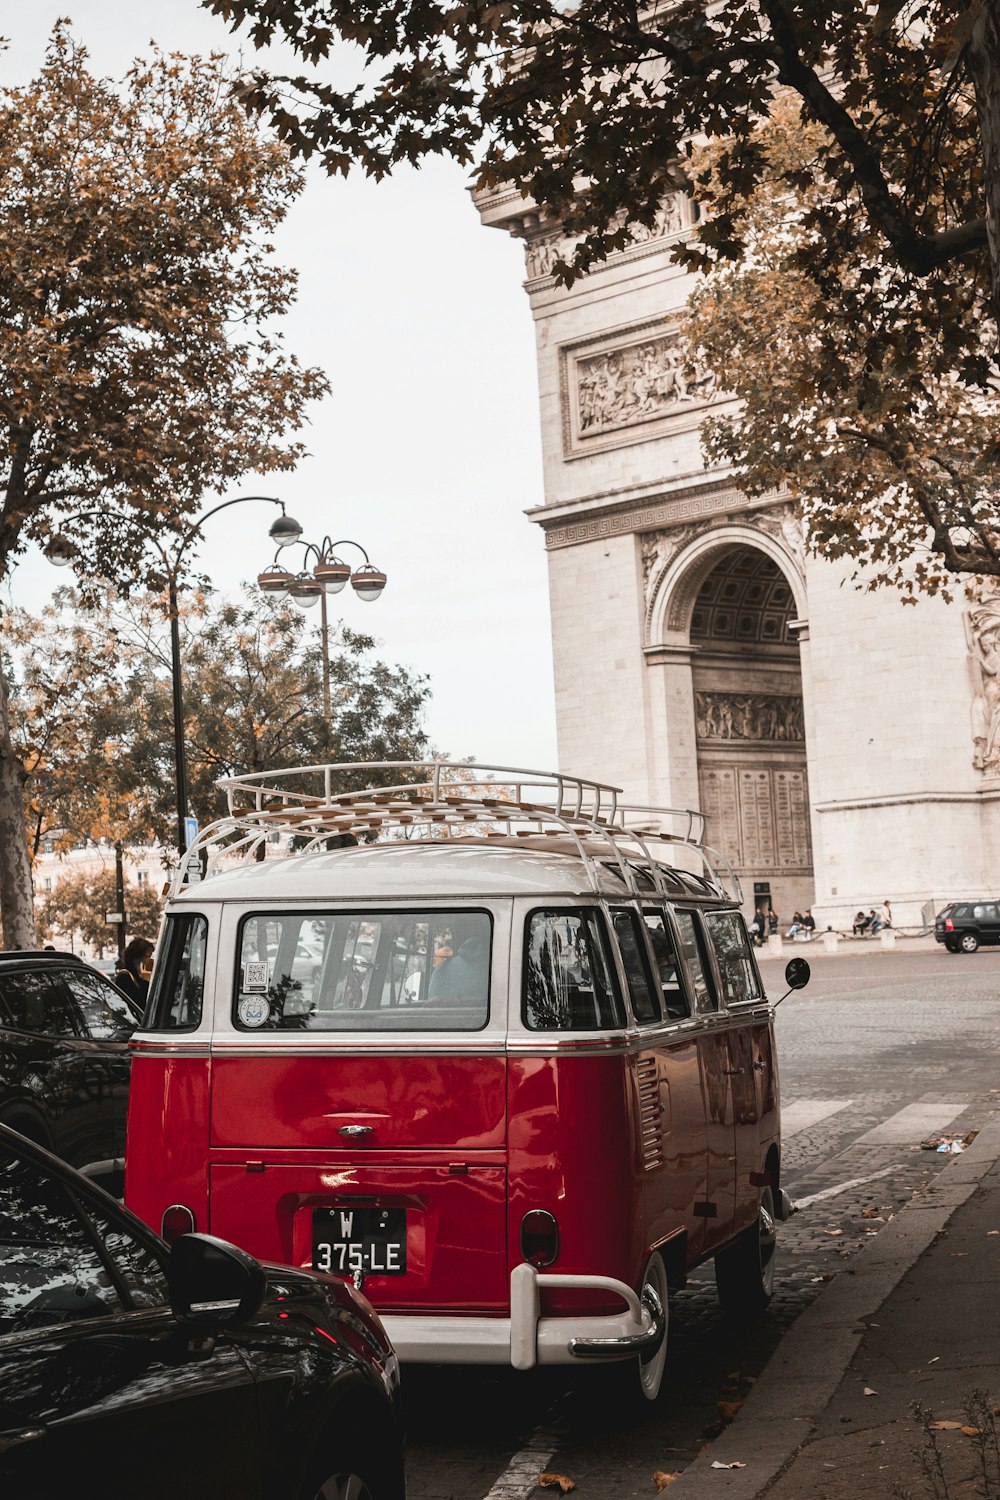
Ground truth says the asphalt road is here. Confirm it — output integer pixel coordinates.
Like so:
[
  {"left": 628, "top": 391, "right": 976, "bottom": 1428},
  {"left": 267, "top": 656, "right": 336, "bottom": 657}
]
[{"left": 403, "top": 947, "right": 1000, "bottom": 1500}]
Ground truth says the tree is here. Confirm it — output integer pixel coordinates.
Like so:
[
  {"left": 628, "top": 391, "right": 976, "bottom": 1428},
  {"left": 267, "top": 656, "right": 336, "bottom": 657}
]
[
  {"left": 0, "top": 27, "right": 328, "bottom": 947},
  {"left": 3, "top": 590, "right": 431, "bottom": 849},
  {"left": 206, "top": 0, "right": 1000, "bottom": 576},
  {"left": 685, "top": 97, "right": 998, "bottom": 598},
  {"left": 36, "top": 867, "right": 165, "bottom": 957}
]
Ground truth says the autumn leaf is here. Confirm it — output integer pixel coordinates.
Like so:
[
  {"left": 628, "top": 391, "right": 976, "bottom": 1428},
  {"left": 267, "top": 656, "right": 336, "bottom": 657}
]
[
  {"left": 653, "top": 1474, "right": 681, "bottom": 1492},
  {"left": 537, "top": 1475, "right": 576, "bottom": 1494}
]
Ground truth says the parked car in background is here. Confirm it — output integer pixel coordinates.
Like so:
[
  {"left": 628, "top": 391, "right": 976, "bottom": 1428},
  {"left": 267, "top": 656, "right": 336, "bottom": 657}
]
[
  {"left": 0, "top": 1124, "right": 405, "bottom": 1500},
  {"left": 0, "top": 950, "right": 141, "bottom": 1192},
  {"left": 935, "top": 900, "right": 1000, "bottom": 953}
]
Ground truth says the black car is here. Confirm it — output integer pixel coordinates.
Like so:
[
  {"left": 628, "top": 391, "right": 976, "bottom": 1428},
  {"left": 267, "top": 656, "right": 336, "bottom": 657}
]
[
  {"left": 0, "top": 950, "right": 141, "bottom": 1190},
  {"left": 0, "top": 1125, "right": 405, "bottom": 1500},
  {"left": 934, "top": 900, "right": 1000, "bottom": 953}
]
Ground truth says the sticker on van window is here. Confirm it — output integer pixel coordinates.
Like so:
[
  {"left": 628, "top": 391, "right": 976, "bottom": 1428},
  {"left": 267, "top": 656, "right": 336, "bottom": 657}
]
[
  {"left": 238, "top": 994, "right": 270, "bottom": 1028},
  {"left": 242, "top": 961, "right": 270, "bottom": 993}
]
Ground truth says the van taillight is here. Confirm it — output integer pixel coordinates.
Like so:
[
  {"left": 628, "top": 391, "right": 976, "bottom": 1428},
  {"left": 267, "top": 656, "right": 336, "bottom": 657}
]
[
  {"left": 945, "top": 918, "right": 954, "bottom": 931},
  {"left": 161, "top": 1205, "right": 196, "bottom": 1243},
  {"left": 521, "top": 1210, "right": 559, "bottom": 1268}
]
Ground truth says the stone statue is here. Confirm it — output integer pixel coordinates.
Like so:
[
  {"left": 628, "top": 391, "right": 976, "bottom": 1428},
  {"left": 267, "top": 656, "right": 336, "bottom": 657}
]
[{"left": 966, "top": 583, "right": 1000, "bottom": 773}]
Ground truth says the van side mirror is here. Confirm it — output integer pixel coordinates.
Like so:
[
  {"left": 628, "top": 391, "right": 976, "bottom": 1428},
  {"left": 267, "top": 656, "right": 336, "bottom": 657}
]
[
  {"left": 168, "top": 1233, "right": 266, "bottom": 1328},
  {"left": 772, "top": 957, "right": 811, "bottom": 1008}
]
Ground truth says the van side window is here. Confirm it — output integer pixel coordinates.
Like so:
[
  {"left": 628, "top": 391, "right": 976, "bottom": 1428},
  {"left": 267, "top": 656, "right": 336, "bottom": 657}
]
[
  {"left": 705, "top": 911, "right": 763, "bottom": 1005},
  {"left": 641, "top": 912, "right": 690, "bottom": 1019},
  {"left": 671, "top": 910, "right": 716, "bottom": 1014},
  {"left": 145, "top": 915, "right": 208, "bottom": 1031},
  {"left": 610, "top": 909, "right": 661, "bottom": 1025},
  {"left": 524, "top": 909, "right": 624, "bottom": 1032}
]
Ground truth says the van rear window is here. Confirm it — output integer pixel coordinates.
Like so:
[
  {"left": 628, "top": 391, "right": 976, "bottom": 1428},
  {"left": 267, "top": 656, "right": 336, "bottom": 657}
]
[
  {"left": 524, "top": 909, "right": 624, "bottom": 1031},
  {"left": 233, "top": 911, "right": 491, "bottom": 1032}
]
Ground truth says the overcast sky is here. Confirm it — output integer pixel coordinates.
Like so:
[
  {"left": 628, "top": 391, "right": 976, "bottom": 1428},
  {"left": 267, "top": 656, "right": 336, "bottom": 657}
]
[{"left": 0, "top": 1, "right": 557, "bottom": 771}]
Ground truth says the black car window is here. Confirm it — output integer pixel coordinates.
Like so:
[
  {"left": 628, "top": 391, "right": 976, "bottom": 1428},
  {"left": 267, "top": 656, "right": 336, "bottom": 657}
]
[
  {"left": 953, "top": 905, "right": 970, "bottom": 919},
  {"left": 972, "top": 903, "right": 998, "bottom": 921},
  {"left": 63, "top": 970, "right": 139, "bottom": 1042},
  {"left": 0, "top": 971, "right": 79, "bottom": 1039},
  {"left": 84, "top": 1207, "right": 169, "bottom": 1310},
  {"left": 0, "top": 1152, "right": 121, "bottom": 1336}
]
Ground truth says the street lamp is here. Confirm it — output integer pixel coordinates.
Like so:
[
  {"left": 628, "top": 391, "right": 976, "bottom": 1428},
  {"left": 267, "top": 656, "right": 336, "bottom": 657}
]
[
  {"left": 46, "top": 495, "right": 300, "bottom": 858},
  {"left": 256, "top": 534, "right": 387, "bottom": 724}
]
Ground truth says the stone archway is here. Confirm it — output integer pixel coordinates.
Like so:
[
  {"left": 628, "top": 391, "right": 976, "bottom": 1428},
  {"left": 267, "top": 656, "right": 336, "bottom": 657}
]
[{"left": 684, "top": 543, "right": 814, "bottom": 921}]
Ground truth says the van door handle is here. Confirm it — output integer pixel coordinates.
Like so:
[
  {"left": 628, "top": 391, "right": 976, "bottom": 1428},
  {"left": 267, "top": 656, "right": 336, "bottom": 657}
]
[
  {"left": 723, "top": 1067, "right": 745, "bottom": 1077},
  {"left": 338, "top": 1125, "right": 374, "bottom": 1137},
  {"left": 0, "top": 1427, "right": 47, "bottom": 1453}
]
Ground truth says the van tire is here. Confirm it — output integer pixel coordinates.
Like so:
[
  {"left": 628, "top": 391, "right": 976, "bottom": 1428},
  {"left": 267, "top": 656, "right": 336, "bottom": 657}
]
[
  {"left": 599, "top": 1251, "right": 669, "bottom": 1405},
  {"left": 715, "top": 1185, "right": 777, "bottom": 1319}
]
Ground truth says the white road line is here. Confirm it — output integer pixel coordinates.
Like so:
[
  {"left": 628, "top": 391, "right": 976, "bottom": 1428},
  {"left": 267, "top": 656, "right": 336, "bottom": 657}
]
[
  {"left": 781, "top": 1099, "right": 853, "bottom": 1137},
  {"left": 794, "top": 1164, "right": 898, "bottom": 1210},
  {"left": 482, "top": 1430, "right": 561, "bottom": 1500},
  {"left": 855, "top": 1099, "right": 972, "bottom": 1146}
]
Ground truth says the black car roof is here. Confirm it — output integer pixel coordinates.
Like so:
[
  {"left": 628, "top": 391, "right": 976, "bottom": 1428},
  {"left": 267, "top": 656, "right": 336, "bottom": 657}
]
[{"left": 0, "top": 950, "right": 87, "bottom": 966}]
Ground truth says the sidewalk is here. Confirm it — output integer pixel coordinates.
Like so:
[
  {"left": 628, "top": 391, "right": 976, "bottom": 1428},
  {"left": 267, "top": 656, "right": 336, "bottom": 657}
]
[
  {"left": 670, "top": 1117, "right": 1000, "bottom": 1497},
  {"left": 755, "top": 931, "right": 940, "bottom": 960}
]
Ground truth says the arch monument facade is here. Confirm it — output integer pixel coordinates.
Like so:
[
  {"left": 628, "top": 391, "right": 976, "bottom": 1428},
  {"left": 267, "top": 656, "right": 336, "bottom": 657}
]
[{"left": 475, "top": 187, "right": 1000, "bottom": 927}]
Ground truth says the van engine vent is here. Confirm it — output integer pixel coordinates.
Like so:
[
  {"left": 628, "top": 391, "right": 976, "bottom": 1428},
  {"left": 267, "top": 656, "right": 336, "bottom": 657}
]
[{"left": 636, "top": 1056, "right": 664, "bottom": 1171}]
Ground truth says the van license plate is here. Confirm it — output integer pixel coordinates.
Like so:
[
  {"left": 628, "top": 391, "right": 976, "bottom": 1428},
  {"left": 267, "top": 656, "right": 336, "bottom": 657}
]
[{"left": 312, "top": 1207, "right": 407, "bottom": 1276}]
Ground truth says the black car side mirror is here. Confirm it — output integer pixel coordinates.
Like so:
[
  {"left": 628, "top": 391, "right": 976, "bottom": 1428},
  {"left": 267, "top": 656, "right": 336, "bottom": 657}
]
[
  {"left": 773, "top": 957, "right": 811, "bottom": 1008},
  {"left": 168, "top": 1233, "right": 267, "bottom": 1328}
]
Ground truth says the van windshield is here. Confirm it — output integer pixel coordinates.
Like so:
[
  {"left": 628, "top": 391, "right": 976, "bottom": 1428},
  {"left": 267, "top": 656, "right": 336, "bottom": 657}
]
[{"left": 233, "top": 910, "right": 491, "bottom": 1032}]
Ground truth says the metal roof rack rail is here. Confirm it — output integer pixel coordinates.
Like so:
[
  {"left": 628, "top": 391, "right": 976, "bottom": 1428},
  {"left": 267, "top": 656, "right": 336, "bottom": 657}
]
[{"left": 171, "top": 761, "right": 740, "bottom": 903}]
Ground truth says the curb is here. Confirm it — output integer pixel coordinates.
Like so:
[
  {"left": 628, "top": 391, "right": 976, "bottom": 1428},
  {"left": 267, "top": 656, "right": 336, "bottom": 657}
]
[{"left": 666, "top": 1114, "right": 1000, "bottom": 1497}]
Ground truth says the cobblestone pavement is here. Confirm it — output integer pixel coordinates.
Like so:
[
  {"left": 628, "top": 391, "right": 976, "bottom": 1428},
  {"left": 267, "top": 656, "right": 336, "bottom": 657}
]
[{"left": 404, "top": 950, "right": 1000, "bottom": 1500}]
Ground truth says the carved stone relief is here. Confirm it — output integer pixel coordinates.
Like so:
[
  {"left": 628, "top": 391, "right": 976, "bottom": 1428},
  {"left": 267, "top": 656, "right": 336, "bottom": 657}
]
[
  {"left": 575, "top": 332, "right": 717, "bottom": 439},
  {"left": 523, "top": 193, "right": 692, "bottom": 281},
  {"left": 751, "top": 503, "right": 806, "bottom": 576},
  {"left": 696, "top": 692, "right": 805, "bottom": 743},
  {"left": 966, "top": 581, "right": 1000, "bottom": 774},
  {"left": 639, "top": 524, "right": 702, "bottom": 589}
]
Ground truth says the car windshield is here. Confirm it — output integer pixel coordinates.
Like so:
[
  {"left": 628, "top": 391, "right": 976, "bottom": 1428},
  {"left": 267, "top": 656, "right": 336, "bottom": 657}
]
[{"left": 233, "top": 910, "right": 491, "bottom": 1032}]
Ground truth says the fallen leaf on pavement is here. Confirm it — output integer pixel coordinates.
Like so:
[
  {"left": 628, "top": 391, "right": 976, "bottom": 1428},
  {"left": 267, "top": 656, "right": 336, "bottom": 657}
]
[
  {"left": 538, "top": 1476, "right": 576, "bottom": 1494},
  {"left": 987, "top": 1231, "right": 1000, "bottom": 1237},
  {"left": 864, "top": 1388, "right": 878, "bottom": 1396},
  {"left": 717, "top": 1400, "right": 743, "bottom": 1422},
  {"left": 962, "top": 1427, "right": 982, "bottom": 1437},
  {"left": 927, "top": 1357, "right": 940, "bottom": 1364},
  {"left": 653, "top": 1473, "right": 681, "bottom": 1492},
  {"left": 710, "top": 1461, "right": 747, "bottom": 1470},
  {"left": 861, "top": 1208, "right": 880, "bottom": 1219},
  {"left": 823, "top": 1229, "right": 844, "bottom": 1237},
  {"left": 930, "top": 1421, "right": 963, "bottom": 1430}
]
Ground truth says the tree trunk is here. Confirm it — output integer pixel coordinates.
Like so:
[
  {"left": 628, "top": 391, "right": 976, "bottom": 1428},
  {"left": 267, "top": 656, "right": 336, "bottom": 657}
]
[
  {"left": 0, "top": 651, "right": 35, "bottom": 949},
  {"left": 968, "top": 0, "right": 1000, "bottom": 347}
]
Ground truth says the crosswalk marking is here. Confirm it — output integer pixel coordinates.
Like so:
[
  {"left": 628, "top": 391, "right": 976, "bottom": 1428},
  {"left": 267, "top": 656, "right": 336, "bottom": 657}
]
[
  {"left": 781, "top": 1099, "right": 853, "bottom": 1137},
  {"left": 854, "top": 1098, "right": 972, "bottom": 1146}
]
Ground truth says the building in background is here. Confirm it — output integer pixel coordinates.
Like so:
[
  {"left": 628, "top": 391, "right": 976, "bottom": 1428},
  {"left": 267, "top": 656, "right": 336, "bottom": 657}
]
[{"left": 475, "top": 188, "right": 1000, "bottom": 928}]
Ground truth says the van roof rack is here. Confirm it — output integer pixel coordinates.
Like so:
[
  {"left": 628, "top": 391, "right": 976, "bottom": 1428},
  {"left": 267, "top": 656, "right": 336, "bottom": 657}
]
[{"left": 173, "top": 761, "right": 742, "bottom": 903}]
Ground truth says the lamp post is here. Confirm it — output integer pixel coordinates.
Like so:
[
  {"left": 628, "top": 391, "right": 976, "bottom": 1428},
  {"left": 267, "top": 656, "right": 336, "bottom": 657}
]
[
  {"left": 257, "top": 534, "right": 387, "bottom": 724},
  {"left": 48, "top": 495, "right": 301, "bottom": 857}
]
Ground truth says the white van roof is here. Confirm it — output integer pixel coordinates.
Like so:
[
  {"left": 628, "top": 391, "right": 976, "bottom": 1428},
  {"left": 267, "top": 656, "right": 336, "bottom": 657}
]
[
  {"left": 173, "top": 761, "right": 741, "bottom": 906},
  {"left": 172, "top": 838, "right": 724, "bottom": 905}
]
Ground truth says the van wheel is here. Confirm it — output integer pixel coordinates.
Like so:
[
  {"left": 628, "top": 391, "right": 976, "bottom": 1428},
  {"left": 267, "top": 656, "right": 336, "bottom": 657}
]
[
  {"left": 960, "top": 932, "right": 980, "bottom": 954},
  {"left": 715, "top": 1185, "right": 777, "bottom": 1319},
  {"left": 601, "top": 1251, "right": 669, "bottom": 1405}
]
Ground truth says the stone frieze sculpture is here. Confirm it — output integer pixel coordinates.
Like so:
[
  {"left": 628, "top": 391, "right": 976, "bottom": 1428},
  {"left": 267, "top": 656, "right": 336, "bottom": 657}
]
[
  {"left": 696, "top": 692, "right": 805, "bottom": 742},
  {"left": 967, "top": 582, "right": 1000, "bottom": 774}
]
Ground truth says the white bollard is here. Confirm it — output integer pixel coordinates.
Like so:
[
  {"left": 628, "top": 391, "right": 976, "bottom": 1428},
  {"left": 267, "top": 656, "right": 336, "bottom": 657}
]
[
  {"left": 822, "top": 930, "right": 839, "bottom": 953},
  {"left": 768, "top": 935, "right": 785, "bottom": 958},
  {"left": 880, "top": 928, "right": 896, "bottom": 948}
]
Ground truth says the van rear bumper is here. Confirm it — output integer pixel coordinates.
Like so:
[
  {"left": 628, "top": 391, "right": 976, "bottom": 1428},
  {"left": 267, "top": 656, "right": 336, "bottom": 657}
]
[{"left": 382, "top": 1263, "right": 664, "bottom": 1370}]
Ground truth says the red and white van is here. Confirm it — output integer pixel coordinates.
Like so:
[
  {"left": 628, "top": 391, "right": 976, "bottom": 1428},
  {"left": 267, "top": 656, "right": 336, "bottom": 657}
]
[{"left": 125, "top": 763, "right": 803, "bottom": 1401}]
